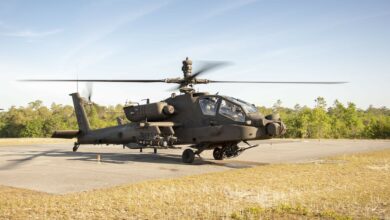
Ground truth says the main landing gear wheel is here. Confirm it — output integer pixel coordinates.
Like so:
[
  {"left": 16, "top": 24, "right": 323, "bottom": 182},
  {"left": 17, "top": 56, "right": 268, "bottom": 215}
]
[
  {"left": 213, "top": 147, "right": 224, "bottom": 160},
  {"left": 182, "top": 149, "right": 195, "bottom": 163},
  {"left": 73, "top": 143, "right": 79, "bottom": 152}
]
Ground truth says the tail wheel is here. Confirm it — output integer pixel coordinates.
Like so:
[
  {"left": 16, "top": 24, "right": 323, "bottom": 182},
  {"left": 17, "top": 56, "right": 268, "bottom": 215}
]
[
  {"left": 182, "top": 149, "right": 195, "bottom": 163},
  {"left": 213, "top": 147, "right": 224, "bottom": 160}
]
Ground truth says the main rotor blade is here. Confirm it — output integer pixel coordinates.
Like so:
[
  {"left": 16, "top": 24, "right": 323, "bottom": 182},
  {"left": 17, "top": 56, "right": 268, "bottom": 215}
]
[
  {"left": 20, "top": 79, "right": 166, "bottom": 83},
  {"left": 208, "top": 80, "right": 348, "bottom": 84},
  {"left": 191, "top": 61, "right": 232, "bottom": 79}
]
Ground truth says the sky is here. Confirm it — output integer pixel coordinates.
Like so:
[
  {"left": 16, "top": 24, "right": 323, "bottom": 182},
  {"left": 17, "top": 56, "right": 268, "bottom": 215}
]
[{"left": 0, "top": 0, "right": 389, "bottom": 109}]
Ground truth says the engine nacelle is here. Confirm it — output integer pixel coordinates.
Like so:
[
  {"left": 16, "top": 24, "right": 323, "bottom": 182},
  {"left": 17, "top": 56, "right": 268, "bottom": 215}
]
[
  {"left": 266, "top": 122, "right": 286, "bottom": 136},
  {"left": 264, "top": 114, "right": 286, "bottom": 136},
  {"left": 124, "top": 102, "right": 175, "bottom": 122}
]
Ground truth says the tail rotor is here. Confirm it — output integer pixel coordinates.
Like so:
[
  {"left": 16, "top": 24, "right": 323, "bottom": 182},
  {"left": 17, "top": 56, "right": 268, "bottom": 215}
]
[{"left": 82, "top": 82, "right": 94, "bottom": 104}]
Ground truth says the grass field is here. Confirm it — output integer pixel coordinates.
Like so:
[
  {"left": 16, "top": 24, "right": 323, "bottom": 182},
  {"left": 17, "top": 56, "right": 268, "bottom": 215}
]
[{"left": 0, "top": 149, "right": 389, "bottom": 219}]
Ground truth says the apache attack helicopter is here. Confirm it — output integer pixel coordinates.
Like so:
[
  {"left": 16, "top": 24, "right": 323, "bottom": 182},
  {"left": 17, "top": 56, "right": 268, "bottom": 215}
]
[{"left": 23, "top": 58, "right": 346, "bottom": 163}]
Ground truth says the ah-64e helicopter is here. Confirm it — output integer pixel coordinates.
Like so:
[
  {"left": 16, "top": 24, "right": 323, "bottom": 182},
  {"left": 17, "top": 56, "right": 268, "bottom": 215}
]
[{"left": 22, "top": 58, "right": 346, "bottom": 163}]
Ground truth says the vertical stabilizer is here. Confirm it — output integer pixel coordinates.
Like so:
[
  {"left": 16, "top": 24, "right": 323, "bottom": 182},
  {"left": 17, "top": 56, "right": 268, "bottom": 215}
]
[{"left": 70, "top": 93, "right": 90, "bottom": 133}]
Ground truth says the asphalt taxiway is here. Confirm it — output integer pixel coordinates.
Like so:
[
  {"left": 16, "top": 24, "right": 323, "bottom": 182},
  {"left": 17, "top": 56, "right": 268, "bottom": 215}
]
[{"left": 0, "top": 139, "right": 389, "bottom": 194}]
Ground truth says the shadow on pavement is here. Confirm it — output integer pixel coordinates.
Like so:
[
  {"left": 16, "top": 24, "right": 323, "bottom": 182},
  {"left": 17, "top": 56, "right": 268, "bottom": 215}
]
[{"left": 0, "top": 145, "right": 270, "bottom": 170}]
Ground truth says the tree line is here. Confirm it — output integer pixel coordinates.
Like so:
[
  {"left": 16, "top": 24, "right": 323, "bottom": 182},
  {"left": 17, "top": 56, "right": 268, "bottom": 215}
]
[
  {"left": 0, "top": 100, "right": 124, "bottom": 138},
  {"left": 0, "top": 97, "right": 389, "bottom": 138},
  {"left": 264, "top": 97, "right": 390, "bottom": 139}
]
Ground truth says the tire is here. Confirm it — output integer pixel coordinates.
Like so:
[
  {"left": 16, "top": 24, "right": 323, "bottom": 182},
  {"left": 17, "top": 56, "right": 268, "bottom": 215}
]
[
  {"left": 213, "top": 147, "right": 223, "bottom": 160},
  {"left": 182, "top": 149, "right": 195, "bottom": 163}
]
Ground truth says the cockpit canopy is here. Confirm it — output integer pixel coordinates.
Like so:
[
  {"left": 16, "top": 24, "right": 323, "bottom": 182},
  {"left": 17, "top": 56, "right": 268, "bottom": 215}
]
[
  {"left": 223, "top": 96, "right": 258, "bottom": 113},
  {"left": 198, "top": 95, "right": 258, "bottom": 122}
]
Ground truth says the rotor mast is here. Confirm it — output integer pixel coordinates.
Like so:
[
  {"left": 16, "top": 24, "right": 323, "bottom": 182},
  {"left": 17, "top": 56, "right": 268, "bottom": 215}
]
[
  {"left": 182, "top": 57, "right": 192, "bottom": 78},
  {"left": 180, "top": 57, "right": 195, "bottom": 93}
]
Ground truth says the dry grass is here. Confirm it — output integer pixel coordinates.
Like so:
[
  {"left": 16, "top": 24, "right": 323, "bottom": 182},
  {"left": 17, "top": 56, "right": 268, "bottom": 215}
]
[
  {"left": 1, "top": 150, "right": 389, "bottom": 219},
  {"left": 0, "top": 138, "right": 74, "bottom": 146}
]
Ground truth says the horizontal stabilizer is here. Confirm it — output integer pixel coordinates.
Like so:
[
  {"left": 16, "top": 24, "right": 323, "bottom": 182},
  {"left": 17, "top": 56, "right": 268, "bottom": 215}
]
[{"left": 52, "top": 130, "right": 79, "bottom": 139}]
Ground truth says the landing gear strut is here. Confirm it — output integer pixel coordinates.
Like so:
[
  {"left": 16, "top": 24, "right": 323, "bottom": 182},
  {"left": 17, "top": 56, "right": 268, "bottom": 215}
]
[
  {"left": 194, "top": 149, "right": 204, "bottom": 159},
  {"left": 73, "top": 143, "right": 80, "bottom": 152}
]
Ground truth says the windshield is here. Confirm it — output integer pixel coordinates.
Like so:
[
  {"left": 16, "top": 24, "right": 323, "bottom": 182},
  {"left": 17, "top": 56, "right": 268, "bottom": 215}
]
[
  {"left": 224, "top": 96, "right": 258, "bottom": 113},
  {"left": 199, "top": 97, "right": 219, "bottom": 116},
  {"left": 219, "top": 99, "right": 245, "bottom": 122}
]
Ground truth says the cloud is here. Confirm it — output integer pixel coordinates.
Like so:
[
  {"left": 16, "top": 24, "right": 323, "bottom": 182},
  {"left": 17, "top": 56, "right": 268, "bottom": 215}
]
[
  {"left": 198, "top": 0, "right": 258, "bottom": 21},
  {"left": 1, "top": 28, "right": 63, "bottom": 38},
  {"left": 319, "top": 12, "right": 390, "bottom": 32},
  {"left": 61, "top": 1, "right": 170, "bottom": 72},
  {"left": 0, "top": 21, "right": 11, "bottom": 29},
  {"left": 0, "top": 20, "right": 63, "bottom": 38},
  {"left": 71, "top": 48, "right": 116, "bottom": 73}
]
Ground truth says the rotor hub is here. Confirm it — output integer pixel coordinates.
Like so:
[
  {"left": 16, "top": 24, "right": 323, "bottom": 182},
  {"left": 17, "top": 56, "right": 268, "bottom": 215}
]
[{"left": 182, "top": 57, "right": 192, "bottom": 78}]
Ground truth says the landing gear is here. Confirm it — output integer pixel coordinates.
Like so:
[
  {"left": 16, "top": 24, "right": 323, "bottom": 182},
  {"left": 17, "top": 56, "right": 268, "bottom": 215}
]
[
  {"left": 213, "top": 147, "right": 224, "bottom": 160},
  {"left": 140, "top": 148, "right": 143, "bottom": 153},
  {"left": 224, "top": 144, "right": 240, "bottom": 158},
  {"left": 73, "top": 143, "right": 80, "bottom": 152},
  {"left": 194, "top": 149, "right": 204, "bottom": 159},
  {"left": 153, "top": 147, "right": 157, "bottom": 154},
  {"left": 212, "top": 143, "right": 242, "bottom": 160},
  {"left": 212, "top": 142, "right": 260, "bottom": 161},
  {"left": 182, "top": 149, "right": 195, "bottom": 163}
]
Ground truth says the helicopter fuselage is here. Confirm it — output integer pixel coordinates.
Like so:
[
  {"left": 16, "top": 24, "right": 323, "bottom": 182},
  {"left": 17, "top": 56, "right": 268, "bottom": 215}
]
[{"left": 54, "top": 92, "right": 285, "bottom": 153}]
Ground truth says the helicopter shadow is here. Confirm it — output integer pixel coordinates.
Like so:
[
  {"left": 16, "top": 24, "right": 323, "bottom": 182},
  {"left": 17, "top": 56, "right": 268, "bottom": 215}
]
[
  {"left": 0, "top": 148, "right": 269, "bottom": 170},
  {"left": 60, "top": 150, "right": 270, "bottom": 168},
  {"left": 0, "top": 149, "right": 214, "bottom": 170},
  {"left": 0, "top": 150, "right": 62, "bottom": 170},
  {"left": 64, "top": 150, "right": 216, "bottom": 166}
]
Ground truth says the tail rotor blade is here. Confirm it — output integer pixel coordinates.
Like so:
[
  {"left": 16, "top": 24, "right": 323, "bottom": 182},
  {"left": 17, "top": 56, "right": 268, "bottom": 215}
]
[
  {"left": 82, "top": 82, "right": 93, "bottom": 103},
  {"left": 87, "top": 82, "right": 93, "bottom": 102}
]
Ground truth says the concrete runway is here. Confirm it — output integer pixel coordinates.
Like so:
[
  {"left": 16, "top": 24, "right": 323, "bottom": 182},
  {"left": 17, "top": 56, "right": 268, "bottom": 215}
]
[{"left": 0, "top": 139, "right": 389, "bottom": 194}]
